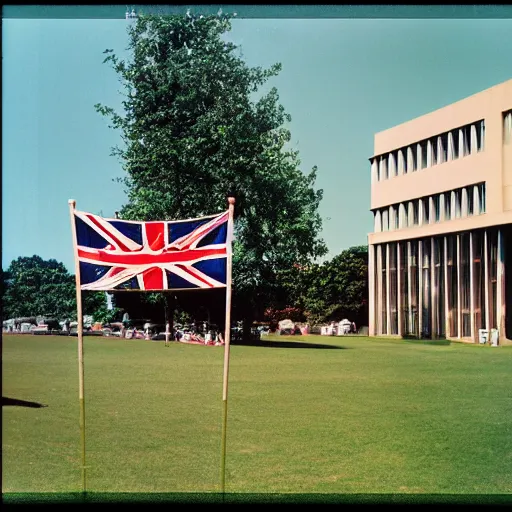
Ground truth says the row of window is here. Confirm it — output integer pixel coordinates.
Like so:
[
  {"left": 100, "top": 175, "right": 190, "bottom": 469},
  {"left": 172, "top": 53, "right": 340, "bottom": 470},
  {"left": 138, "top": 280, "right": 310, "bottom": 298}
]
[
  {"left": 373, "top": 182, "right": 486, "bottom": 233},
  {"left": 371, "top": 120, "right": 485, "bottom": 183}
]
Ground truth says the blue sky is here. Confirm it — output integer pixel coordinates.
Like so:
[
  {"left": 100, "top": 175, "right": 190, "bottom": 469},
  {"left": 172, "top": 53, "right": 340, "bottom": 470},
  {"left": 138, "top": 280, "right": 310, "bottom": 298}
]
[{"left": 3, "top": 8, "right": 512, "bottom": 272}]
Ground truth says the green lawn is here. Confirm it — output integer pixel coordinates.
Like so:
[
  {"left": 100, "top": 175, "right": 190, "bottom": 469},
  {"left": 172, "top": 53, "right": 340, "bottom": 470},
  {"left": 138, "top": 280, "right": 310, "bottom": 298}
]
[{"left": 2, "top": 334, "right": 512, "bottom": 499}]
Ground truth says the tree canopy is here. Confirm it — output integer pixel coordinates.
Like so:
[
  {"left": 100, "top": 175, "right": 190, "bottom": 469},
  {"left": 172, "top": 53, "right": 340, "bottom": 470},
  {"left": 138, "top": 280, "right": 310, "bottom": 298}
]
[
  {"left": 2, "top": 255, "right": 112, "bottom": 322},
  {"left": 286, "top": 245, "right": 369, "bottom": 327},
  {"left": 95, "top": 12, "right": 327, "bottom": 332}
]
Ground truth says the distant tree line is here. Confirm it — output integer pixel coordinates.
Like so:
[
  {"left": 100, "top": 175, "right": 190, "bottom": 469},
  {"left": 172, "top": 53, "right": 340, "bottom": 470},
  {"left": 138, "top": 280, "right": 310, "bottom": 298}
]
[{"left": 1, "top": 255, "right": 116, "bottom": 323}]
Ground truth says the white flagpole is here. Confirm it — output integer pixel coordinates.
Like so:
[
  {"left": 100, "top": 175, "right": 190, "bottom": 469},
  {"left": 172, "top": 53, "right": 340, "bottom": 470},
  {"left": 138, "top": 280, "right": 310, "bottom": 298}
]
[
  {"left": 220, "top": 196, "right": 235, "bottom": 494},
  {"left": 68, "top": 199, "right": 87, "bottom": 494}
]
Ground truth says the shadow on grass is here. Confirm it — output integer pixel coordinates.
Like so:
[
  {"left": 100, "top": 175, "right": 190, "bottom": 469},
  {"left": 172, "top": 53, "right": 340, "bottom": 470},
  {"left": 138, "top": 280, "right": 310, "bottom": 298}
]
[
  {"left": 2, "top": 397, "right": 48, "bottom": 408},
  {"left": 234, "top": 339, "right": 348, "bottom": 349}
]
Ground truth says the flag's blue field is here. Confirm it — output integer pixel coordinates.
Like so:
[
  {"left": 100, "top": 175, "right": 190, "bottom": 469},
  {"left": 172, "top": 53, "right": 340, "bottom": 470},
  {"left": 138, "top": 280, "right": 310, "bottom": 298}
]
[{"left": 2, "top": 334, "right": 512, "bottom": 498}]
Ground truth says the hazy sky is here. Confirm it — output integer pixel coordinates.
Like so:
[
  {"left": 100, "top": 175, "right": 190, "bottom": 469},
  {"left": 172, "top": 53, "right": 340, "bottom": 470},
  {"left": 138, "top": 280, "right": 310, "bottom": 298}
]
[{"left": 3, "top": 7, "right": 512, "bottom": 271}]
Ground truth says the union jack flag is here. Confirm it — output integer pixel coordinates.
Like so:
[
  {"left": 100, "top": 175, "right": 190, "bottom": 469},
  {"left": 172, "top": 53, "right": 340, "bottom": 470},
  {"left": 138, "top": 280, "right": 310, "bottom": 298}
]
[{"left": 72, "top": 209, "right": 230, "bottom": 291}]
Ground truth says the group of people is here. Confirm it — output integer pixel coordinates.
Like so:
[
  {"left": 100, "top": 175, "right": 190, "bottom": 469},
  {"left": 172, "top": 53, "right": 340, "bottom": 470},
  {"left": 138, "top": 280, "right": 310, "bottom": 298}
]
[
  {"left": 165, "top": 326, "right": 225, "bottom": 346},
  {"left": 116, "top": 309, "right": 230, "bottom": 346}
]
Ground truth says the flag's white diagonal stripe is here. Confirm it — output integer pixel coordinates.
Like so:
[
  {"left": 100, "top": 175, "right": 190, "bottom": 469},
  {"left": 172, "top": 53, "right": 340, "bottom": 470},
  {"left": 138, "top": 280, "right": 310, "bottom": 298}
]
[
  {"left": 81, "top": 266, "right": 146, "bottom": 290},
  {"left": 169, "top": 211, "right": 228, "bottom": 251},
  {"left": 75, "top": 211, "right": 142, "bottom": 251},
  {"left": 188, "top": 212, "right": 229, "bottom": 250},
  {"left": 163, "top": 265, "right": 207, "bottom": 288},
  {"left": 160, "top": 263, "right": 226, "bottom": 288},
  {"left": 159, "top": 264, "right": 209, "bottom": 288},
  {"left": 181, "top": 264, "right": 226, "bottom": 288}
]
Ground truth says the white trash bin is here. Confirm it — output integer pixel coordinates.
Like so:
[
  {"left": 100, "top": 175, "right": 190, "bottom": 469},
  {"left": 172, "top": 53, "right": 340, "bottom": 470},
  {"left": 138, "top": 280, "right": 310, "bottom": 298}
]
[
  {"left": 490, "top": 329, "right": 499, "bottom": 347},
  {"left": 478, "top": 329, "right": 489, "bottom": 345}
]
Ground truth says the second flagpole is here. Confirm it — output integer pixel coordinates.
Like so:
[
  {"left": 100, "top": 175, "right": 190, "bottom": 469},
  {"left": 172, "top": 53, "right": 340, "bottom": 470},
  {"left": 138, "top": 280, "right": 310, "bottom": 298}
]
[
  {"left": 220, "top": 196, "right": 235, "bottom": 495},
  {"left": 68, "top": 199, "right": 87, "bottom": 494}
]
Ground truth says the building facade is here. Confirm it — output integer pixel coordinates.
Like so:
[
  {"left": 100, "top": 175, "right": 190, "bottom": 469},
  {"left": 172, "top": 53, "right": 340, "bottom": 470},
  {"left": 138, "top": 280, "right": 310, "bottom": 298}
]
[{"left": 368, "top": 80, "right": 512, "bottom": 344}]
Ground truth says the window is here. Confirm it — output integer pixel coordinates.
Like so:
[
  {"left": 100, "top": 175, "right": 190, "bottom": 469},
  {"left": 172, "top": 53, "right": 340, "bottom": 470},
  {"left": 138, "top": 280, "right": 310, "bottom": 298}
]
[
  {"left": 399, "top": 203, "right": 407, "bottom": 229},
  {"left": 380, "top": 156, "right": 388, "bottom": 181},
  {"left": 450, "top": 190, "right": 459, "bottom": 219},
  {"left": 382, "top": 209, "right": 389, "bottom": 231},
  {"left": 477, "top": 120, "right": 485, "bottom": 151},
  {"left": 504, "top": 111, "right": 512, "bottom": 145},
  {"left": 408, "top": 202, "right": 414, "bottom": 227},
  {"left": 431, "top": 139, "right": 438, "bottom": 166},
  {"left": 468, "top": 187, "right": 474, "bottom": 216},
  {"left": 371, "top": 159, "right": 379, "bottom": 182},
  {"left": 451, "top": 129, "right": 460, "bottom": 159},
  {"left": 460, "top": 233, "right": 471, "bottom": 337},
  {"left": 393, "top": 205, "right": 399, "bottom": 230},
  {"left": 455, "top": 190, "right": 462, "bottom": 218},
  {"left": 469, "top": 124, "right": 478, "bottom": 154},
  {"left": 381, "top": 245, "right": 387, "bottom": 334},
  {"left": 480, "top": 183, "right": 486, "bottom": 213},
  {"left": 397, "top": 150, "right": 405, "bottom": 175},
  {"left": 389, "top": 152, "right": 397, "bottom": 178},
  {"left": 445, "top": 194, "right": 451, "bottom": 220},
  {"left": 438, "top": 134, "right": 448, "bottom": 164},
  {"left": 374, "top": 211, "right": 382, "bottom": 232},
  {"left": 461, "top": 187, "right": 469, "bottom": 217},
  {"left": 419, "top": 140, "right": 429, "bottom": 169},
  {"left": 413, "top": 200, "right": 419, "bottom": 225},
  {"left": 407, "top": 146, "right": 416, "bottom": 172},
  {"left": 434, "top": 195, "right": 441, "bottom": 222},
  {"left": 460, "top": 126, "right": 470, "bottom": 156},
  {"left": 388, "top": 206, "right": 395, "bottom": 231},
  {"left": 422, "top": 199, "right": 429, "bottom": 224}
]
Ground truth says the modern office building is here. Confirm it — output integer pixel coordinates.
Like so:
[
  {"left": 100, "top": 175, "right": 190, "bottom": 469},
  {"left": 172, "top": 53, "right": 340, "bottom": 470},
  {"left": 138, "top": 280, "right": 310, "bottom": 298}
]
[{"left": 368, "top": 79, "right": 512, "bottom": 344}]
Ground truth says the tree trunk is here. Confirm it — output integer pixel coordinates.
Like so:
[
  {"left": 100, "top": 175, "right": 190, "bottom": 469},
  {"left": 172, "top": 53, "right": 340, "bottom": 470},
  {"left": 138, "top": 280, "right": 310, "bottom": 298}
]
[
  {"left": 169, "top": 301, "right": 174, "bottom": 334},
  {"left": 163, "top": 294, "right": 177, "bottom": 343}
]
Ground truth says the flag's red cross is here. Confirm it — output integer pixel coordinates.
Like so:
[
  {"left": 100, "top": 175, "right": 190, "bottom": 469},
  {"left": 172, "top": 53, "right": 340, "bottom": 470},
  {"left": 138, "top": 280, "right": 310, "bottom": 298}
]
[{"left": 75, "top": 211, "right": 229, "bottom": 291}]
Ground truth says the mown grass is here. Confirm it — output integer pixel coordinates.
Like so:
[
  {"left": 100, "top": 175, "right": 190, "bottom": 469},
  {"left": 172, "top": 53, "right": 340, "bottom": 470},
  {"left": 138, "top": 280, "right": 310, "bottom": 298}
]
[{"left": 2, "top": 334, "right": 512, "bottom": 497}]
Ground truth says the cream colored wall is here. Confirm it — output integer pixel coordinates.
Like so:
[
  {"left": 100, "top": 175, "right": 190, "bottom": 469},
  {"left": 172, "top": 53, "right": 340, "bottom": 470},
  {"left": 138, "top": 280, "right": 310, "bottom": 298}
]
[{"left": 370, "top": 79, "right": 512, "bottom": 218}]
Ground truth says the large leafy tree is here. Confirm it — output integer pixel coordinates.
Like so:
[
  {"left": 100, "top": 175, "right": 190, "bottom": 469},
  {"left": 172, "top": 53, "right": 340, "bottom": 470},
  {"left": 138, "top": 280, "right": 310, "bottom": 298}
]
[
  {"left": 288, "top": 246, "right": 369, "bottom": 328},
  {"left": 2, "top": 255, "right": 110, "bottom": 321},
  {"left": 95, "top": 12, "right": 327, "bottom": 336}
]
